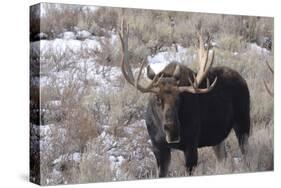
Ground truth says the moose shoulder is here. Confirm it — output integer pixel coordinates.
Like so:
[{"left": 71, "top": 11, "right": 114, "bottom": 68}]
[{"left": 119, "top": 20, "right": 250, "bottom": 177}]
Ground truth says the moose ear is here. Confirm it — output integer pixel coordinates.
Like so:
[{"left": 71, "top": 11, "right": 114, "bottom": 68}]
[{"left": 147, "top": 65, "right": 156, "bottom": 80}]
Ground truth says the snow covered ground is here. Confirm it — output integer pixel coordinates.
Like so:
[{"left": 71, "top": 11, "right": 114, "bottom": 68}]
[{"left": 34, "top": 32, "right": 193, "bottom": 97}]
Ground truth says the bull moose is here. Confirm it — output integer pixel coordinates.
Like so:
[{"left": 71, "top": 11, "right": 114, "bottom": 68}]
[{"left": 119, "top": 20, "right": 250, "bottom": 177}]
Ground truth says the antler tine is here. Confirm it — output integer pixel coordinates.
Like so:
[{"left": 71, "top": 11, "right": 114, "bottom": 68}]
[
  {"left": 154, "top": 74, "right": 164, "bottom": 86},
  {"left": 206, "top": 78, "right": 210, "bottom": 88},
  {"left": 178, "top": 29, "right": 217, "bottom": 94},
  {"left": 134, "top": 60, "right": 161, "bottom": 93},
  {"left": 135, "top": 59, "right": 145, "bottom": 87},
  {"left": 136, "top": 61, "right": 163, "bottom": 92},
  {"left": 119, "top": 19, "right": 134, "bottom": 86},
  {"left": 196, "top": 29, "right": 216, "bottom": 86},
  {"left": 119, "top": 18, "right": 159, "bottom": 94},
  {"left": 196, "top": 30, "right": 215, "bottom": 86},
  {"left": 197, "top": 30, "right": 204, "bottom": 69},
  {"left": 179, "top": 77, "right": 217, "bottom": 94},
  {"left": 188, "top": 76, "right": 196, "bottom": 91}
]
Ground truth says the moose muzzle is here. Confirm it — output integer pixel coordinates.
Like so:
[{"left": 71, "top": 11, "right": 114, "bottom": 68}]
[{"left": 164, "top": 123, "right": 180, "bottom": 143}]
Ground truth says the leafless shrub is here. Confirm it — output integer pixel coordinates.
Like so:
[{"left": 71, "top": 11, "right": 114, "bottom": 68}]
[
  {"left": 79, "top": 138, "right": 116, "bottom": 183},
  {"left": 95, "top": 37, "right": 119, "bottom": 68},
  {"left": 93, "top": 7, "right": 120, "bottom": 32},
  {"left": 32, "top": 4, "right": 273, "bottom": 184},
  {"left": 218, "top": 34, "right": 246, "bottom": 52},
  {"left": 40, "top": 4, "right": 80, "bottom": 38}
]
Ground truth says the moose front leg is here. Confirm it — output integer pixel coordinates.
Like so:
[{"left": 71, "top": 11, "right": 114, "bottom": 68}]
[
  {"left": 153, "top": 147, "right": 171, "bottom": 177},
  {"left": 184, "top": 147, "right": 198, "bottom": 175}
]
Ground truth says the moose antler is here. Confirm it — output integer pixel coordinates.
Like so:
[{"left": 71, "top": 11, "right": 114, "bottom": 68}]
[
  {"left": 178, "top": 30, "right": 217, "bottom": 94},
  {"left": 119, "top": 19, "right": 160, "bottom": 93},
  {"left": 119, "top": 19, "right": 216, "bottom": 94}
]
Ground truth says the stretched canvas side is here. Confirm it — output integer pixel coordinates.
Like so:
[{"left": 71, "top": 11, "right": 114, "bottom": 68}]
[{"left": 30, "top": 3, "right": 41, "bottom": 185}]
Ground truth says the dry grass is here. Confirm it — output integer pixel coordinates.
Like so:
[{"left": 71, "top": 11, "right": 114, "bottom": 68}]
[{"left": 30, "top": 3, "right": 273, "bottom": 185}]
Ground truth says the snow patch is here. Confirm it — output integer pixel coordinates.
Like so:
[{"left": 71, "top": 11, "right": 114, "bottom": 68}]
[
  {"left": 109, "top": 155, "right": 125, "bottom": 169},
  {"left": 148, "top": 62, "right": 169, "bottom": 75},
  {"left": 249, "top": 43, "right": 270, "bottom": 54},
  {"left": 48, "top": 100, "right": 61, "bottom": 106},
  {"left": 76, "top": 30, "right": 92, "bottom": 39},
  {"left": 53, "top": 152, "right": 82, "bottom": 164},
  {"left": 110, "top": 33, "right": 118, "bottom": 45},
  {"left": 61, "top": 31, "right": 76, "bottom": 40},
  {"left": 40, "top": 37, "right": 101, "bottom": 56},
  {"left": 148, "top": 45, "right": 190, "bottom": 74}
]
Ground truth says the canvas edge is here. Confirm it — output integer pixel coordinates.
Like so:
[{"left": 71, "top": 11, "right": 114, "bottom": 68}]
[{"left": 30, "top": 2, "right": 42, "bottom": 185}]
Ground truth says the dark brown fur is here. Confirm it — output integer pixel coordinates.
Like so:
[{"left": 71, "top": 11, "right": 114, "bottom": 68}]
[{"left": 145, "top": 62, "right": 250, "bottom": 177}]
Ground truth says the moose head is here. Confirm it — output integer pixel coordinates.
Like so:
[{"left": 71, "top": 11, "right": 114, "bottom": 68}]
[{"left": 118, "top": 19, "right": 217, "bottom": 143}]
